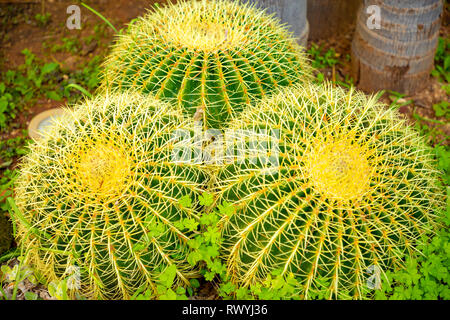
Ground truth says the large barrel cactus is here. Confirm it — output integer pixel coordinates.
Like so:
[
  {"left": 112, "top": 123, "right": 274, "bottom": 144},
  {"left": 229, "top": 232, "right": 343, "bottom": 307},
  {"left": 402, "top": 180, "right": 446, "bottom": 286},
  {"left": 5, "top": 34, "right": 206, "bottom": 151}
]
[
  {"left": 216, "top": 83, "right": 443, "bottom": 299},
  {"left": 14, "top": 93, "right": 208, "bottom": 299},
  {"left": 101, "top": 0, "right": 312, "bottom": 129}
]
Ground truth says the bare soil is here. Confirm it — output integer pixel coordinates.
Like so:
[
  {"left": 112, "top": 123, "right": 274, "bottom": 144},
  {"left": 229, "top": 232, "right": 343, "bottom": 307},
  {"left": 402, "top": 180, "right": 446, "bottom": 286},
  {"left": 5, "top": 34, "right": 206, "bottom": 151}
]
[{"left": 0, "top": 0, "right": 448, "bottom": 145}]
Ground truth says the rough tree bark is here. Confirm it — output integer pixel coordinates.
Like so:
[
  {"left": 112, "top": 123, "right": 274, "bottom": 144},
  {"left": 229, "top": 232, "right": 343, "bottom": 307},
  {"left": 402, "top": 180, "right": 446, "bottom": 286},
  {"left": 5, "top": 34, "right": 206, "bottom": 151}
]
[
  {"left": 307, "top": 0, "right": 362, "bottom": 40},
  {"left": 351, "top": 0, "right": 443, "bottom": 94},
  {"left": 245, "top": 0, "right": 309, "bottom": 47}
]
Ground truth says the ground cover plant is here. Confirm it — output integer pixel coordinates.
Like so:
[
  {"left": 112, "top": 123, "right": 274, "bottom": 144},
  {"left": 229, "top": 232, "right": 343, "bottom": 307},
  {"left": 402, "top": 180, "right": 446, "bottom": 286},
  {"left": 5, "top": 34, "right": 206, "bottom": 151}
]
[{"left": 0, "top": 0, "right": 448, "bottom": 300}]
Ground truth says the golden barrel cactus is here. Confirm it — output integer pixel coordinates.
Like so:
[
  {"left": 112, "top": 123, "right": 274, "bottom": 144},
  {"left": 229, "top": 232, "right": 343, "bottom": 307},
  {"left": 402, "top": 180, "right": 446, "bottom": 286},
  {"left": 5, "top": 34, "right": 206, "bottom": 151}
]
[
  {"left": 101, "top": 0, "right": 312, "bottom": 129},
  {"left": 216, "top": 83, "right": 443, "bottom": 299},
  {"left": 14, "top": 93, "right": 208, "bottom": 299}
]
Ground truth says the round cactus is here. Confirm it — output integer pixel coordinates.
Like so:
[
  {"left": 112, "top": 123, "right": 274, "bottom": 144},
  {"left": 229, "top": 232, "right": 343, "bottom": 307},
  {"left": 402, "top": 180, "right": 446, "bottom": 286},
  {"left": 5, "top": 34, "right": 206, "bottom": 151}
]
[
  {"left": 101, "top": 0, "right": 312, "bottom": 129},
  {"left": 14, "top": 93, "right": 208, "bottom": 299},
  {"left": 216, "top": 83, "right": 443, "bottom": 299}
]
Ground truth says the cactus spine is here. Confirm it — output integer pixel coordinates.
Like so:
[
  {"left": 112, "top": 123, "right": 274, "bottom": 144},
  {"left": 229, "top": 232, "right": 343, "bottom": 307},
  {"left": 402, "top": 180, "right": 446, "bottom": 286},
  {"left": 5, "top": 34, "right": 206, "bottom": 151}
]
[
  {"left": 216, "top": 83, "right": 443, "bottom": 299},
  {"left": 15, "top": 93, "right": 208, "bottom": 299},
  {"left": 101, "top": 0, "right": 312, "bottom": 129}
]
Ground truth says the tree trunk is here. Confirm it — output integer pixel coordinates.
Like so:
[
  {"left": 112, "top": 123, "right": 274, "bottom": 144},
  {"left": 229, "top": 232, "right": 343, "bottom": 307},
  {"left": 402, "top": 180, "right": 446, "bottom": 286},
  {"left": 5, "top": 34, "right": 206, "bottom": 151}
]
[
  {"left": 307, "top": 0, "right": 362, "bottom": 40},
  {"left": 245, "top": 0, "right": 309, "bottom": 47},
  {"left": 351, "top": 0, "right": 443, "bottom": 94}
]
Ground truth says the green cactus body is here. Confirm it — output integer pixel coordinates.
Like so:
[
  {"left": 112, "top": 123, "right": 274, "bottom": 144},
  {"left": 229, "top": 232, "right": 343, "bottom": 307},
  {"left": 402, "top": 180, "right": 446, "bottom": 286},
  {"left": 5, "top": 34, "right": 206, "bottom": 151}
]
[
  {"left": 216, "top": 83, "right": 443, "bottom": 299},
  {"left": 15, "top": 93, "right": 207, "bottom": 299},
  {"left": 101, "top": 0, "right": 312, "bottom": 130}
]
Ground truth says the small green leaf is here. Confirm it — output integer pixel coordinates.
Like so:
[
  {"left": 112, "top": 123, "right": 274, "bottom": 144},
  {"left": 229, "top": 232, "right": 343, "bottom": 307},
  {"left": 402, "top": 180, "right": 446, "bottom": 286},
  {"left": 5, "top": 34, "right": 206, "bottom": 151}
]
[
  {"left": 0, "top": 99, "right": 8, "bottom": 112},
  {"left": 160, "top": 264, "right": 177, "bottom": 288},
  {"left": 218, "top": 201, "right": 235, "bottom": 217},
  {"left": 46, "top": 91, "right": 62, "bottom": 101},
  {"left": 190, "top": 278, "right": 200, "bottom": 288},
  {"left": 182, "top": 218, "right": 198, "bottom": 232},
  {"left": 24, "top": 291, "right": 38, "bottom": 300},
  {"left": 132, "top": 243, "right": 146, "bottom": 252},
  {"left": 41, "top": 62, "right": 59, "bottom": 75},
  {"left": 444, "top": 56, "right": 450, "bottom": 71},
  {"left": 187, "top": 250, "right": 202, "bottom": 266},
  {"left": 161, "top": 288, "right": 177, "bottom": 300},
  {"left": 206, "top": 245, "right": 219, "bottom": 258},
  {"left": 204, "top": 271, "right": 216, "bottom": 281},
  {"left": 175, "top": 286, "right": 185, "bottom": 295}
]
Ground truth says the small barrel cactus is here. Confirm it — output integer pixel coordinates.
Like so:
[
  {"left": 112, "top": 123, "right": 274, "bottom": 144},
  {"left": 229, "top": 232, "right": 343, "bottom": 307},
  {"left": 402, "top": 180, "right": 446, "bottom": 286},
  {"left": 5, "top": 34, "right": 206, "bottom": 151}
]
[
  {"left": 216, "top": 83, "right": 443, "bottom": 299},
  {"left": 14, "top": 93, "right": 208, "bottom": 299},
  {"left": 101, "top": 0, "right": 312, "bottom": 129}
]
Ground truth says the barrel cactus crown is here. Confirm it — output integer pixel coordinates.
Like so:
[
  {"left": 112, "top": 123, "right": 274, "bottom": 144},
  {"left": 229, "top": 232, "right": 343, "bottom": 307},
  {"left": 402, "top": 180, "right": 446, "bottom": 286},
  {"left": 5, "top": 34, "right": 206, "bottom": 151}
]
[
  {"left": 216, "top": 83, "right": 443, "bottom": 299},
  {"left": 15, "top": 93, "right": 208, "bottom": 299},
  {"left": 101, "top": 0, "right": 312, "bottom": 129}
]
